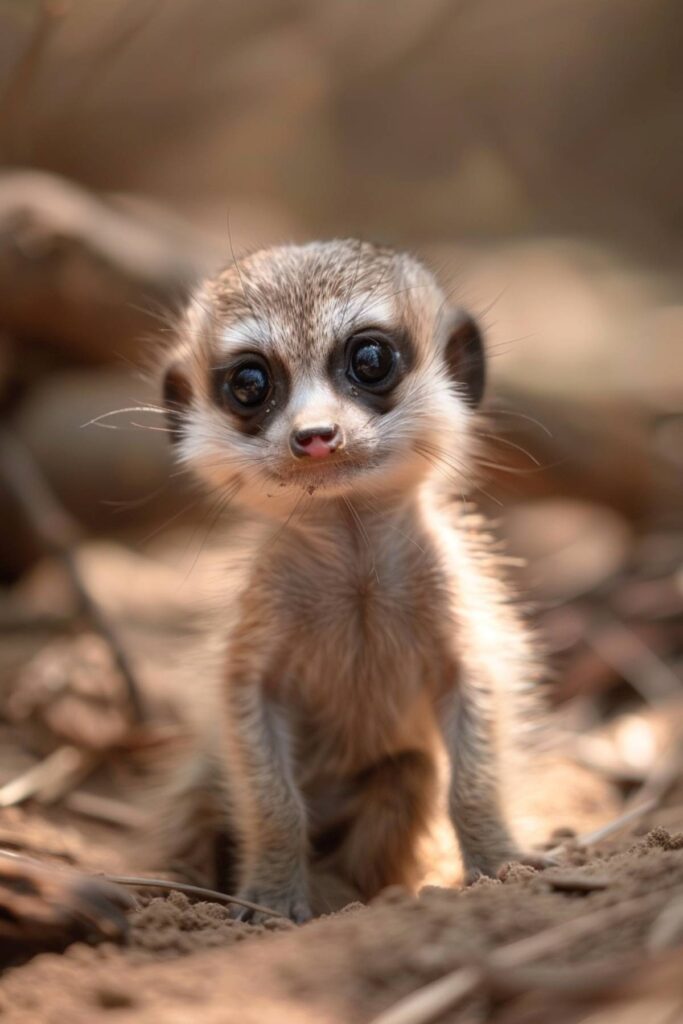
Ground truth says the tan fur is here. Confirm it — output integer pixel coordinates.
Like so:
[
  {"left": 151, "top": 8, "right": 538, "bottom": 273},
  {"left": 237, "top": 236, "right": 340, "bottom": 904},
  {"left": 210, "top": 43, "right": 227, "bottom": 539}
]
[{"left": 154, "top": 239, "right": 546, "bottom": 921}]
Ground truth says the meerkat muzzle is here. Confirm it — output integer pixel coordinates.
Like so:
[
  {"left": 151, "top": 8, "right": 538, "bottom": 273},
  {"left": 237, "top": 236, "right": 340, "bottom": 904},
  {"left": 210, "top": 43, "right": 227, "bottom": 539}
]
[{"left": 290, "top": 424, "right": 343, "bottom": 459}]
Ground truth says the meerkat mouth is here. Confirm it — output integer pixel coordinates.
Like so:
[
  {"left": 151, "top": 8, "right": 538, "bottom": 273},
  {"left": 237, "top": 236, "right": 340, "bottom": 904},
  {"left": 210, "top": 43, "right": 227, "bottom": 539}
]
[{"left": 266, "top": 453, "right": 384, "bottom": 492}]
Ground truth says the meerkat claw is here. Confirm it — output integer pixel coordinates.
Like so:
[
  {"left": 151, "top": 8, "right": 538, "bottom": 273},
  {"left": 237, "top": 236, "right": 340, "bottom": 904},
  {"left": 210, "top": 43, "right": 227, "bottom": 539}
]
[{"left": 233, "top": 887, "right": 312, "bottom": 926}]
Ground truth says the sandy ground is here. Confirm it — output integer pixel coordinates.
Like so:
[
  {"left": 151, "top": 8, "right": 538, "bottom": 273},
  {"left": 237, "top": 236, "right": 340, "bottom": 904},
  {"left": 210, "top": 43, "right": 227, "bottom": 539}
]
[{"left": 0, "top": 767, "right": 682, "bottom": 1024}]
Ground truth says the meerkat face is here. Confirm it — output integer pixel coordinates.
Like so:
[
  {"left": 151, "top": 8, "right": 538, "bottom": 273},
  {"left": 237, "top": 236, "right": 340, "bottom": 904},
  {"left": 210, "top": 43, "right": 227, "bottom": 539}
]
[{"left": 163, "top": 240, "right": 485, "bottom": 515}]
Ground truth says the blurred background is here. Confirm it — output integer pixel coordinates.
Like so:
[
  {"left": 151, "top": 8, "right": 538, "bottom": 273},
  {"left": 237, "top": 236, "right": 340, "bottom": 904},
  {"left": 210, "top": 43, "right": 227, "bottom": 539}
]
[
  {"left": 0, "top": 0, "right": 681, "bottom": 934},
  {"left": 0, "top": 5, "right": 682, "bottom": 1020},
  {"left": 0, "top": 0, "right": 681, "bottom": 555}
]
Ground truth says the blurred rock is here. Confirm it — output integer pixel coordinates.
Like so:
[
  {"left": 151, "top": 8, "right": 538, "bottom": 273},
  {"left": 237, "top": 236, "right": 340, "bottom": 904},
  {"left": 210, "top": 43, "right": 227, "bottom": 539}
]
[
  {"left": 427, "top": 239, "right": 682, "bottom": 404},
  {"left": 8, "top": 633, "right": 132, "bottom": 753},
  {"left": 0, "top": 853, "right": 132, "bottom": 959},
  {"left": 0, "top": 171, "right": 217, "bottom": 364},
  {"left": 502, "top": 500, "right": 632, "bottom": 603},
  {"left": 15, "top": 540, "right": 205, "bottom": 629},
  {"left": 0, "top": 368, "right": 194, "bottom": 577}
]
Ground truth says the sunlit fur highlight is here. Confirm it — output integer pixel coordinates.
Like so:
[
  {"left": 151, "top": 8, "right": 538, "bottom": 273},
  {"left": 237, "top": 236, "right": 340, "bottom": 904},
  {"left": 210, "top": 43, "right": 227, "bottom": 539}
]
[{"left": 152, "top": 239, "right": 546, "bottom": 921}]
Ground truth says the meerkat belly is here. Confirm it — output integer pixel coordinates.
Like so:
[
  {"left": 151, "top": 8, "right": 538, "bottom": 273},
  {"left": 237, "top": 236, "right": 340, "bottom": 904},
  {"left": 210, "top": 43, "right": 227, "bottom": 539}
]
[{"left": 275, "top": 571, "right": 452, "bottom": 771}]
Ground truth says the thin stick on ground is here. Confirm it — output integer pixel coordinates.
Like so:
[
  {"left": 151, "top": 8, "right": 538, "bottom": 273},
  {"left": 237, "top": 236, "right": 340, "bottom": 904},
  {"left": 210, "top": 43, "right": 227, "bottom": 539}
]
[
  {"left": 625, "top": 742, "right": 683, "bottom": 811},
  {"left": 64, "top": 791, "right": 148, "bottom": 830},
  {"left": 548, "top": 739, "right": 683, "bottom": 858},
  {"left": 587, "top": 612, "right": 682, "bottom": 704},
  {"left": 0, "top": 427, "right": 146, "bottom": 722},
  {"left": 545, "top": 872, "right": 609, "bottom": 893},
  {"left": 369, "top": 887, "right": 680, "bottom": 1024},
  {"left": 0, "top": 851, "right": 287, "bottom": 921},
  {"left": 0, "top": 745, "right": 98, "bottom": 808},
  {"left": 548, "top": 796, "right": 659, "bottom": 857},
  {"left": 101, "top": 874, "right": 287, "bottom": 920}
]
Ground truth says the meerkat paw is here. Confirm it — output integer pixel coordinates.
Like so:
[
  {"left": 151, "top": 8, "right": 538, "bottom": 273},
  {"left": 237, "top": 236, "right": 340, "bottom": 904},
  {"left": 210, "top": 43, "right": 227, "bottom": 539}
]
[
  {"left": 464, "top": 848, "right": 559, "bottom": 884},
  {"left": 233, "top": 881, "right": 312, "bottom": 925},
  {"left": 507, "top": 849, "right": 560, "bottom": 873}
]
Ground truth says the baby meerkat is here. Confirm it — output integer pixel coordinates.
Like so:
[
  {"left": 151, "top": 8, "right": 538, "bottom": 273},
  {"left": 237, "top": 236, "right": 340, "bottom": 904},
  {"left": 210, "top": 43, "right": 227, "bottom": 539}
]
[{"left": 158, "top": 239, "right": 548, "bottom": 922}]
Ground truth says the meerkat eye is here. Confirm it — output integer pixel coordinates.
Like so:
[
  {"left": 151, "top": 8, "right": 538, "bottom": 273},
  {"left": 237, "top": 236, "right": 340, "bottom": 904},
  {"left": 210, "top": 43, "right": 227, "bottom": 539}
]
[
  {"left": 218, "top": 358, "right": 272, "bottom": 413},
  {"left": 347, "top": 333, "right": 398, "bottom": 391}
]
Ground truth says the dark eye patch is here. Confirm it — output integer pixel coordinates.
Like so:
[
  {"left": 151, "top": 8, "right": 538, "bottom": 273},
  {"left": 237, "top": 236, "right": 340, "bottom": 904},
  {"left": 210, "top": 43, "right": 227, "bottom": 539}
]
[
  {"left": 329, "top": 326, "right": 414, "bottom": 414},
  {"left": 211, "top": 352, "right": 289, "bottom": 435}
]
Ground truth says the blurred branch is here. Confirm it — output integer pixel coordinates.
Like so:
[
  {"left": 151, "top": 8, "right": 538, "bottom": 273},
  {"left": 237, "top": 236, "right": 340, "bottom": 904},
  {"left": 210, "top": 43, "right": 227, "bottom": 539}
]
[
  {"left": 548, "top": 798, "right": 659, "bottom": 857},
  {"left": 369, "top": 887, "right": 679, "bottom": 1024},
  {"left": 0, "top": 1, "right": 69, "bottom": 145},
  {"left": 0, "top": 171, "right": 213, "bottom": 364},
  {"left": 0, "top": 744, "right": 96, "bottom": 808},
  {"left": 488, "top": 390, "right": 683, "bottom": 526},
  {"left": 0, "top": 849, "right": 132, "bottom": 954},
  {"left": 101, "top": 874, "right": 287, "bottom": 921},
  {"left": 0, "top": 426, "right": 146, "bottom": 722},
  {"left": 586, "top": 612, "right": 682, "bottom": 704}
]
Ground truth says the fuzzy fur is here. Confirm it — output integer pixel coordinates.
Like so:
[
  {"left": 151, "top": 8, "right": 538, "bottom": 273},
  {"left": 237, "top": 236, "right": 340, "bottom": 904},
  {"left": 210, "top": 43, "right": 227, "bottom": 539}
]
[{"left": 152, "top": 239, "right": 546, "bottom": 921}]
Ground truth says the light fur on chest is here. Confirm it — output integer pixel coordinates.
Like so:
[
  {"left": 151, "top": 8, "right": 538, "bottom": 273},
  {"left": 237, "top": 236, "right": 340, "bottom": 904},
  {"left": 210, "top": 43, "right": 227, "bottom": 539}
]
[{"left": 224, "top": 507, "right": 455, "bottom": 771}]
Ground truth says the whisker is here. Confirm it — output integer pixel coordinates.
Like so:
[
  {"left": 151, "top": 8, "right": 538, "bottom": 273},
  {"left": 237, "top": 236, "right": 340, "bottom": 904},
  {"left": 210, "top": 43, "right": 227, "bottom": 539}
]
[
  {"left": 140, "top": 495, "right": 204, "bottom": 546},
  {"left": 343, "top": 495, "right": 378, "bottom": 582},
  {"left": 477, "top": 459, "right": 545, "bottom": 477},
  {"left": 338, "top": 238, "right": 365, "bottom": 332},
  {"left": 262, "top": 489, "right": 308, "bottom": 551},
  {"left": 478, "top": 432, "right": 541, "bottom": 466},
  {"left": 487, "top": 407, "right": 553, "bottom": 437},
  {"left": 102, "top": 482, "right": 170, "bottom": 513},
  {"left": 179, "top": 480, "right": 241, "bottom": 585},
  {"left": 357, "top": 494, "right": 426, "bottom": 555},
  {"left": 82, "top": 406, "right": 167, "bottom": 429},
  {"left": 129, "top": 422, "right": 174, "bottom": 433},
  {"left": 415, "top": 439, "right": 471, "bottom": 478},
  {"left": 357, "top": 258, "right": 394, "bottom": 311},
  {"left": 414, "top": 442, "right": 504, "bottom": 509}
]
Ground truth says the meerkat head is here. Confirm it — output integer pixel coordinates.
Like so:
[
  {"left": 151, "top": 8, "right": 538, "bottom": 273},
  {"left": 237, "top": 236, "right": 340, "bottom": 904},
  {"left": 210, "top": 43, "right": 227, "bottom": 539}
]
[{"left": 162, "top": 240, "right": 485, "bottom": 516}]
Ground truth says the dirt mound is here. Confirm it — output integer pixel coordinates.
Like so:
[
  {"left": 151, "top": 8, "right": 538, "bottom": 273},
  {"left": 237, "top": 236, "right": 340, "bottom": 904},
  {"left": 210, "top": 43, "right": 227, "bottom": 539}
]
[{"left": 1, "top": 807, "right": 682, "bottom": 1024}]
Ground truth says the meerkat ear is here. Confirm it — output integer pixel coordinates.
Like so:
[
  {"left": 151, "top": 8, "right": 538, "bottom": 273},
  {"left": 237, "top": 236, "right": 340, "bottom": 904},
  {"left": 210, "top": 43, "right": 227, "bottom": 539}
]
[
  {"left": 443, "top": 311, "right": 486, "bottom": 408},
  {"left": 162, "top": 361, "right": 193, "bottom": 443}
]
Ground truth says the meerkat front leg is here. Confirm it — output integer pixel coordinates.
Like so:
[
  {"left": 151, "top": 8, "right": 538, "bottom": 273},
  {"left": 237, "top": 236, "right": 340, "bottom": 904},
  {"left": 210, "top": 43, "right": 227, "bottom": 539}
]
[
  {"left": 224, "top": 679, "right": 311, "bottom": 923},
  {"left": 440, "top": 681, "right": 521, "bottom": 880},
  {"left": 436, "top": 518, "right": 556, "bottom": 882},
  {"left": 440, "top": 663, "right": 555, "bottom": 881}
]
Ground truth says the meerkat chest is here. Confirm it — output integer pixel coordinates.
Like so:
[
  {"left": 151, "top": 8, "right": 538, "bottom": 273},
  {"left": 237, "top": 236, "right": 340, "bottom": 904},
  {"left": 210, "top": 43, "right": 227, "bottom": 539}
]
[{"left": 266, "top": 528, "right": 456, "bottom": 742}]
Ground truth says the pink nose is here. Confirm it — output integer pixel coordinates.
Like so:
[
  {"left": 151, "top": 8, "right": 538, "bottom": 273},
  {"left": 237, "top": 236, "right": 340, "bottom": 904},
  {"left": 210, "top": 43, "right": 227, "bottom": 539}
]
[{"left": 290, "top": 425, "right": 342, "bottom": 459}]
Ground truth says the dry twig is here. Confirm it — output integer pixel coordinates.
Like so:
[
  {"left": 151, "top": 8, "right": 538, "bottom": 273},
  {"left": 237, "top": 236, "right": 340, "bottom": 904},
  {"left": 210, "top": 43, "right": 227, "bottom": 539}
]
[
  {"left": 545, "top": 872, "right": 609, "bottom": 893},
  {"left": 0, "top": 850, "right": 287, "bottom": 922},
  {"left": 101, "top": 874, "right": 287, "bottom": 921},
  {"left": 548, "top": 797, "right": 659, "bottom": 857},
  {"left": 64, "top": 790, "right": 147, "bottom": 830},
  {"left": 0, "top": 745, "right": 97, "bottom": 808},
  {"left": 0, "top": 427, "right": 146, "bottom": 722},
  {"left": 0, "top": 848, "right": 132, "bottom": 951},
  {"left": 625, "top": 742, "right": 683, "bottom": 811},
  {"left": 369, "top": 888, "right": 679, "bottom": 1024},
  {"left": 587, "top": 612, "right": 682, "bottom": 704},
  {"left": 548, "top": 736, "right": 683, "bottom": 859}
]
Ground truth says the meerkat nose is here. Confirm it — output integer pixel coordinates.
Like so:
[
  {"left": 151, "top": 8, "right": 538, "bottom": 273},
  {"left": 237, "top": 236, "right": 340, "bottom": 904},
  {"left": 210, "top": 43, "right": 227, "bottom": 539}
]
[{"left": 290, "top": 425, "right": 342, "bottom": 459}]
